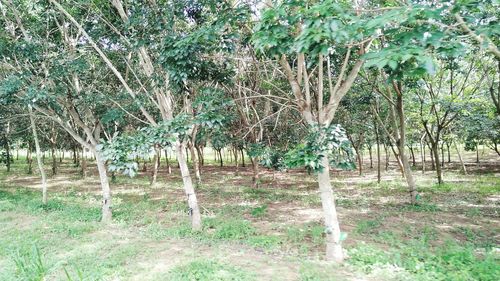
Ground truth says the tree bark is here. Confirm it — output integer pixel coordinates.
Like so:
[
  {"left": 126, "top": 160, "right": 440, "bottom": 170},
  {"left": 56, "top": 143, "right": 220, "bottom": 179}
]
[
  {"left": 218, "top": 149, "right": 223, "bottom": 167},
  {"left": 234, "top": 147, "right": 239, "bottom": 176},
  {"left": 175, "top": 141, "right": 201, "bottom": 231},
  {"left": 384, "top": 144, "right": 389, "bottom": 171},
  {"left": 409, "top": 146, "right": 416, "bottom": 166},
  {"left": 318, "top": 156, "right": 343, "bottom": 262},
  {"left": 29, "top": 108, "right": 47, "bottom": 204},
  {"left": 356, "top": 147, "right": 363, "bottom": 176},
  {"left": 390, "top": 145, "right": 405, "bottom": 178},
  {"left": 241, "top": 149, "right": 245, "bottom": 167},
  {"left": 165, "top": 149, "right": 172, "bottom": 174},
  {"left": 446, "top": 142, "right": 451, "bottom": 163},
  {"left": 251, "top": 157, "right": 260, "bottom": 188},
  {"left": 440, "top": 142, "right": 445, "bottom": 167},
  {"left": 150, "top": 146, "right": 160, "bottom": 185},
  {"left": 396, "top": 92, "right": 417, "bottom": 203},
  {"left": 432, "top": 142, "right": 443, "bottom": 184},
  {"left": 3, "top": 122, "right": 11, "bottom": 172},
  {"left": 27, "top": 142, "right": 33, "bottom": 174},
  {"left": 195, "top": 145, "right": 204, "bottom": 166},
  {"left": 94, "top": 149, "right": 112, "bottom": 223},
  {"left": 188, "top": 142, "right": 201, "bottom": 184},
  {"left": 368, "top": 145, "right": 373, "bottom": 169},
  {"left": 374, "top": 119, "right": 381, "bottom": 183},
  {"left": 476, "top": 143, "right": 480, "bottom": 163},
  {"left": 81, "top": 146, "right": 87, "bottom": 178},
  {"left": 51, "top": 144, "right": 57, "bottom": 176},
  {"left": 428, "top": 142, "right": 435, "bottom": 170},
  {"left": 420, "top": 138, "right": 426, "bottom": 174}
]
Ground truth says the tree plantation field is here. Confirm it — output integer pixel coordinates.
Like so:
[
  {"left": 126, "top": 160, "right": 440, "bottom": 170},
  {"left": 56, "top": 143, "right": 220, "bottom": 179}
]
[
  {"left": 0, "top": 150, "right": 499, "bottom": 280},
  {"left": 1, "top": 0, "right": 500, "bottom": 280}
]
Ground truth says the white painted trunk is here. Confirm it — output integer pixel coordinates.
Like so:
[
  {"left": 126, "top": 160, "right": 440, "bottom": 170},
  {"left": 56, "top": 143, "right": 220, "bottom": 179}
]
[
  {"left": 94, "top": 150, "right": 112, "bottom": 223},
  {"left": 317, "top": 156, "right": 343, "bottom": 262},
  {"left": 29, "top": 108, "right": 48, "bottom": 204},
  {"left": 175, "top": 141, "right": 202, "bottom": 231}
]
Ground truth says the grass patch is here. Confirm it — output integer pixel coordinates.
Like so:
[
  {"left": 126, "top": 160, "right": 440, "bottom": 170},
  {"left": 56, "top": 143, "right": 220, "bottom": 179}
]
[
  {"left": 207, "top": 218, "right": 256, "bottom": 240},
  {"left": 286, "top": 222, "right": 325, "bottom": 247},
  {"left": 355, "top": 218, "right": 383, "bottom": 235},
  {"left": 250, "top": 205, "right": 268, "bottom": 218},
  {"left": 12, "top": 245, "right": 48, "bottom": 281},
  {"left": 246, "top": 235, "right": 283, "bottom": 250},
  {"left": 349, "top": 241, "right": 499, "bottom": 281},
  {"left": 166, "top": 259, "right": 255, "bottom": 281}
]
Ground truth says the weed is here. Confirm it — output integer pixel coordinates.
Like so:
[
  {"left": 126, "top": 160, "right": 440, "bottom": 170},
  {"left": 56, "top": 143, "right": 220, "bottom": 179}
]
[
  {"left": 400, "top": 202, "right": 440, "bottom": 212},
  {"left": 286, "top": 223, "right": 325, "bottom": 246},
  {"left": 209, "top": 219, "right": 256, "bottom": 240},
  {"left": 453, "top": 226, "right": 495, "bottom": 249},
  {"left": 250, "top": 205, "right": 268, "bottom": 218},
  {"left": 465, "top": 207, "right": 481, "bottom": 217},
  {"left": 12, "top": 245, "right": 47, "bottom": 281},
  {"left": 246, "top": 235, "right": 282, "bottom": 250},
  {"left": 355, "top": 218, "right": 382, "bottom": 234}
]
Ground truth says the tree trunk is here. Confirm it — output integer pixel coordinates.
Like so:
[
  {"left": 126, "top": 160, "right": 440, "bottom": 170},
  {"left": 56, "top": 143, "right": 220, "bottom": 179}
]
[
  {"left": 318, "top": 156, "right": 343, "bottom": 262},
  {"left": 368, "top": 145, "right": 373, "bottom": 169},
  {"left": 3, "top": 123, "right": 11, "bottom": 172},
  {"left": 241, "top": 149, "right": 245, "bottom": 167},
  {"left": 432, "top": 142, "right": 443, "bottom": 184},
  {"left": 29, "top": 108, "right": 47, "bottom": 204},
  {"left": 195, "top": 145, "right": 204, "bottom": 166},
  {"left": 476, "top": 143, "right": 479, "bottom": 163},
  {"left": 81, "top": 146, "right": 88, "bottom": 178},
  {"left": 165, "top": 149, "right": 172, "bottom": 174},
  {"left": 446, "top": 142, "right": 451, "bottom": 163},
  {"left": 175, "top": 141, "right": 201, "bottom": 231},
  {"left": 150, "top": 146, "right": 160, "bottom": 185},
  {"left": 384, "top": 144, "right": 389, "bottom": 171},
  {"left": 27, "top": 143, "right": 33, "bottom": 174},
  {"left": 374, "top": 120, "right": 381, "bottom": 183},
  {"left": 409, "top": 146, "right": 416, "bottom": 166},
  {"left": 72, "top": 145, "right": 77, "bottom": 165},
  {"left": 440, "top": 142, "right": 445, "bottom": 167},
  {"left": 51, "top": 144, "right": 57, "bottom": 176},
  {"left": 218, "top": 150, "right": 223, "bottom": 167},
  {"left": 356, "top": 147, "right": 363, "bottom": 176},
  {"left": 188, "top": 142, "right": 201, "bottom": 184},
  {"left": 251, "top": 157, "right": 260, "bottom": 188},
  {"left": 428, "top": 142, "right": 435, "bottom": 170},
  {"left": 234, "top": 147, "right": 239, "bottom": 176},
  {"left": 396, "top": 93, "right": 417, "bottom": 203},
  {"left": 94, "top": 149, "right": 112, "bottom": 223},
  {"left": 455, "top": 141, "right": 467, "bottom": 175},
  {"left": 420, "top": 139, "right": 426, "bottom": 174},
  {"left": 390, "top": 145, "right": 405, "bottom": 178}
]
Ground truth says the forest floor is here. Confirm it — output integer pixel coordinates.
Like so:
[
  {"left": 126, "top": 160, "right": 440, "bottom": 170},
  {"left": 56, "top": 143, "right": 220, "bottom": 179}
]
[{"left": 0, "top": 152, "right": 499, "bottom": 281}]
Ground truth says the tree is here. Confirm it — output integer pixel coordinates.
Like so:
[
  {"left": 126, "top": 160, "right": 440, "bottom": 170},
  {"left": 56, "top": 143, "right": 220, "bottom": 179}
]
[
  {"left": 253, "top": 0, "right": 387, "bottom": 262},
  {"left": 415, "top": 57, "right": 487, "bottom": 183}
]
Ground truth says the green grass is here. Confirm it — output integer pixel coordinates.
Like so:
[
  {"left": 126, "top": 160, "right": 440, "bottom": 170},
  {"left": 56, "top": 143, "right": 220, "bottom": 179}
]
[
  {"left": 348, "top": 241, "right": 499, "bottom": 281},
  {"left": 165, "top": 259, "right": 254, "bottom": 281},
  {"left": 355, "top": 218, "right": 383, "bottom": 234},
  {"left": 250, "top": 204, "right": 268, "bottom": 218}
]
